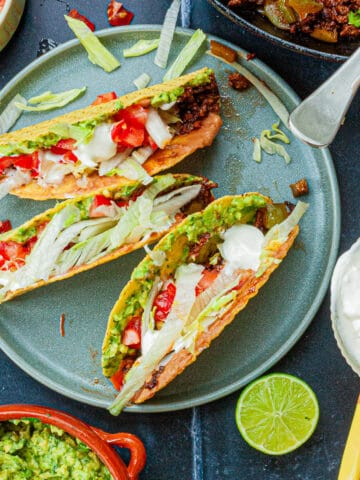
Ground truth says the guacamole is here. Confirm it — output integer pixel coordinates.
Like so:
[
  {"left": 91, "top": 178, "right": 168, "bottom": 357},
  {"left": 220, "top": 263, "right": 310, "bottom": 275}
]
[{"left": 0, "top": 419, "right": 113, "bottom": 479}]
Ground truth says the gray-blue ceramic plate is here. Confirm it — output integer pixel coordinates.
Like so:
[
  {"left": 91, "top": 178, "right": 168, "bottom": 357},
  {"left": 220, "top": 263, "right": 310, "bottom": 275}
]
[{"left": 0, "top": 26, "right": 340, "bottom": 412}]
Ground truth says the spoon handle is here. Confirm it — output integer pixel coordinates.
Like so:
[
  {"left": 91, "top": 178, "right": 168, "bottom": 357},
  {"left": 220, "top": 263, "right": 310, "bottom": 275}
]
[{"left": 289, "top": 48, "right": 360, "bottom": 148}]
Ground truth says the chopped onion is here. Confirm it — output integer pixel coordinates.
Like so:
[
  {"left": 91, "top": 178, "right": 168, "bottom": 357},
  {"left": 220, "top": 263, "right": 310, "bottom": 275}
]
[
  {"left": 0, "top": 94, "right": 27, "bottom": 134},
  {"left": 133, "top": 73, "right": 151, "bottom": 90},
  {"left": 207, "top": 51, "right": 290, "bottom": 127},
  {"left": 145, "top": 107, "right": 173, "bottom": 148},
  {"left": 163, "top": 29, "right": 207, "bottom": 81},
  {"left": 154, "top": 0, "right": 181, "bottom": 69}
]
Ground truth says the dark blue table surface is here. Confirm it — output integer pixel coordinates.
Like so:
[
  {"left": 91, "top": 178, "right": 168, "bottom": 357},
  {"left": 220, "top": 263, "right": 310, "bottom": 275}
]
[{"left": 1, "top": 1, "right": 359, "bottom": 479}]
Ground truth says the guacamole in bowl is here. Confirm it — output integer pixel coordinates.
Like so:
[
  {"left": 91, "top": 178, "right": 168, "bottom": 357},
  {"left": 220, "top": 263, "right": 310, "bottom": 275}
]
[{"left": 0, "top": 418, "right": 113, "bottom": 479}]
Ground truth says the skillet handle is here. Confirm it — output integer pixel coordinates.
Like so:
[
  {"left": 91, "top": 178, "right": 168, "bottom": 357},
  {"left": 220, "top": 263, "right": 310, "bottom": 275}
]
[{"left": 91, "top": 427, "right": 146, "bottom": 480}]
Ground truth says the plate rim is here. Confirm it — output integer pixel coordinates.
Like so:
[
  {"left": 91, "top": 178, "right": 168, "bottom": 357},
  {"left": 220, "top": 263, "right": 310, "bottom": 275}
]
[
  {"left": 0, "top": 24, "right": 341, "bottom": 413},
  {"left": 206, "top": 0, "right": 353, "bottom": 63}
]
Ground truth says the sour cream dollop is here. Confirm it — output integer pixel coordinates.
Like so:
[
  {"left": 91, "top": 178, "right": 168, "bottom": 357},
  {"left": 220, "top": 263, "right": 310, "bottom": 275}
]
[
  {"left": 74, "top": 123, "right": 117, "bottom": 168},
  {"left": 331, "top": 237, "right": 360, "bottom": 372},
  {"left": 219, "top": 224, "right": 264, "bottom": 274}
]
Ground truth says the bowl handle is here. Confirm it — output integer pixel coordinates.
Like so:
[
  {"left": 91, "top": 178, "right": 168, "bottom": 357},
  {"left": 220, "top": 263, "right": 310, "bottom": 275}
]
[{"left": 91, "top": 427, "right": 146, "bottom": 480}]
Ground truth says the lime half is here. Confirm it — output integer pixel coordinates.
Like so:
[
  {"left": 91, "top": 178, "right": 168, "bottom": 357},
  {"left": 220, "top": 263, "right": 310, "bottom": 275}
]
[{"left": 235, "top": 373, "right": 319, "bottom": 455}]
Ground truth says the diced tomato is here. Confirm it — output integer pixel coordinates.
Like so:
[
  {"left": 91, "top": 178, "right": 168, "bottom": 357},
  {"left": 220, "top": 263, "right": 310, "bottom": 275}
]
[
  {"left": 13, "top": 153, "right": 39, "bottom": 172},
  {"left": 0, "top": 220, "right": 12, "bottom": 234},
  {"left": 51, "top": 139, "right": 76, "bottom": 154},
  {"left": 0, "top": 156, "right": 14, "bottom": 173},
  {"left": 121, "top": 316, "right": 141, "bottom": 349},
  {"left": 143, "top": 132, "right": 158, "bottom": 151},
  {"left": 0, "top": 240, "right": 28, "bottom": 262},
  {"left": 154, "top": 283, "right": 176, "bottom": 323},
  {"left": 111, "top": 120, "right": 145, "bottom": 148},
  {"left": 195, "top": 268, "right": 220, "bottom": 296},
  {"left": 116, "top": 105, "right": 148, "bottom": 128},
  {"left": 68, "top": 9, "right": 95, "bottom": 31},
  {"left": 110, "top": 358, "right": 134, "bottom": 391},
  {"left": 107, "top": 0, "right": 134, "bottom": 26},
  {"left": 115, "top": 199, "right": 129, "bottom": 209},
  {"left": 62, "top": 151, "right": 78, "bottom": 163},
  {"left": 89, "top": 195, "right": 113, "bottom": 218},
  {"left": 92, "top": 92, "right": 117, "bottom": 106}
]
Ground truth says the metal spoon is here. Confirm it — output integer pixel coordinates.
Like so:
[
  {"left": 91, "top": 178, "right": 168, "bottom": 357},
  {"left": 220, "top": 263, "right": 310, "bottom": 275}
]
[{"left": 289, "top": 47, "right": 360, "bottom": 148}]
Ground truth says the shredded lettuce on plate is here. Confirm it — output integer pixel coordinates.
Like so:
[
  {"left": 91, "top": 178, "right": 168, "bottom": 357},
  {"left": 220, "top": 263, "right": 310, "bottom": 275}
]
[
  {"left": 0, "top": 94, "right": 27, "bottom": 134},
  {"left": 65, "top": 15, "right": 120, "bottom": 72},
  {"left": 163, "top": 29, "right": 207, "bottom": 81},
  {"left": 15, "top": 87, "right": 87, "bottom": 112},
  {"left": 133, "top": 73, "right": 151, "bottom": 90},
  {"left": 124, "top": 39, "right": 160, "bottom": 58},
  {"left": 154, "top": 0, "right": 181, "bottom": 69}
]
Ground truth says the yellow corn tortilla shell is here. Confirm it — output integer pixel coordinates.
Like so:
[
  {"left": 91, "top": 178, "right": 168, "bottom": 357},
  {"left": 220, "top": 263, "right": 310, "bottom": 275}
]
[
  {"left": 0, "top": 174, "right": 216, "bottom": 304},
  {"left": 13, "top": 112, "right": 222, "bottom": 200},
  {"left": 101, "top": 193, "right": 300, "bottom": 403},
  {"left": 0, "top": 68, "right": 222, "bottom": 199},
  {"left": 133, "top": 227, "right": 298, "bottom": 404}
]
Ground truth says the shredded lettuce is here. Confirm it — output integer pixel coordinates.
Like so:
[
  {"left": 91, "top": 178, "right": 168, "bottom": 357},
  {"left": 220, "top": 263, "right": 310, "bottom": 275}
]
[
  {"left": 15, "top": 88, "right": 86, "bottom": 112},
  {"left": 141, "top": 277, "right": 162, "bottom": 356},
  {"left": 163, "top": 29, "right": 207, "bottom": 81},
  {"left": 124, "top": 39, "right": 160, "bottom": 58},
  {"left": 257, "top": 201, "right": 309, "bottom": 277},
  {"left": 0, "top": 94, "right": 27, "bottom": 134},
  {"left": 109, "top": 263, "right": 203, "bottom": 415},
  {"left": 133, "top": 73, "right": 151, "bottom": 90},
  {"left": 252, "top": 137, "right": 261, "bottom": 163},
  {"left": 260, "top": 130, "right": 291, "bottom": 164},
  {"left": 154, "top": 0, "right": 181, "bottom": 69},
  {"left": 109, "top": 158, "right": 153, "bottom": 185},
  {"left": 64, "top": 15, "right": 120, "bottom": 72}
]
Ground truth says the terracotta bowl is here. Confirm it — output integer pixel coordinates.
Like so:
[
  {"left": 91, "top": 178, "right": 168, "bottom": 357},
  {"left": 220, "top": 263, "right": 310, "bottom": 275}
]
[
  {"left": 0, "top": 0, "right": 25, "bottom": 51},
  {"left": 0, "top": 404, "right": 146, "bottom": 480}
]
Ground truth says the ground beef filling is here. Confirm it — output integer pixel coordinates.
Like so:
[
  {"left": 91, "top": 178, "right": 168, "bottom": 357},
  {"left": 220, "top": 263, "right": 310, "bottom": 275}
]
[
  {"left": 227, "top": 0, "right": 360, "bottom": 40},
  {"left": 175, "top": 74, "right": 221, "bottom": 135}
]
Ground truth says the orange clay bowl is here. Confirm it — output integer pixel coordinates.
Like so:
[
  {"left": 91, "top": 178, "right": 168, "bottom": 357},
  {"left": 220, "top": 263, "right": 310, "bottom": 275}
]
[{"left": 0, "top": 404, "right": 146, "bottom": 480}]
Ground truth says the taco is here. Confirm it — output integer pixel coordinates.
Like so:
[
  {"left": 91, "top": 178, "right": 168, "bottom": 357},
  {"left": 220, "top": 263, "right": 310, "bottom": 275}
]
[
  {"left": 102, "top": 193, "right": 308, "bottom": 415},
  {"left": 0, "top": 68, "right": 221, "bottom": 200},
  {"left": 0, "top": 174, "right": 216, "bottom": 303}
]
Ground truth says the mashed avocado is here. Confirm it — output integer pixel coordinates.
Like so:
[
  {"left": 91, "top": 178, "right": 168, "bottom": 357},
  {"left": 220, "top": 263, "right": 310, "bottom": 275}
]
[{"left": 0, "top": 419, "right": 113, "bottom": 479}]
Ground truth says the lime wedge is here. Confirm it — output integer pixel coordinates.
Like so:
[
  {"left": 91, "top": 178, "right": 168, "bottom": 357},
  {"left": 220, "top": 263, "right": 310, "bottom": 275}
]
[{"left": 235, "top": 373, "right": 319, "bottom": 455}]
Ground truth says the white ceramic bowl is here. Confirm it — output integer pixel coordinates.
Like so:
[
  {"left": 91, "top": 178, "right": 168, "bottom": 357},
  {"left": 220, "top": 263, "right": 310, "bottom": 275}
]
[
  {"left": 0, "top": 0, "right": 25, "bottom": 52},
  {"left": 331, "top": 237, "right": 360, "bottom": 376}
]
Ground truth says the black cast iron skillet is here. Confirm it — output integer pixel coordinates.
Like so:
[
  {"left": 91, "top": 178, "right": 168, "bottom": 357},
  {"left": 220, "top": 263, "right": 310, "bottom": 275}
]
[{"left": 207, "top": 0, "right": 360, "bottom": 62}]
